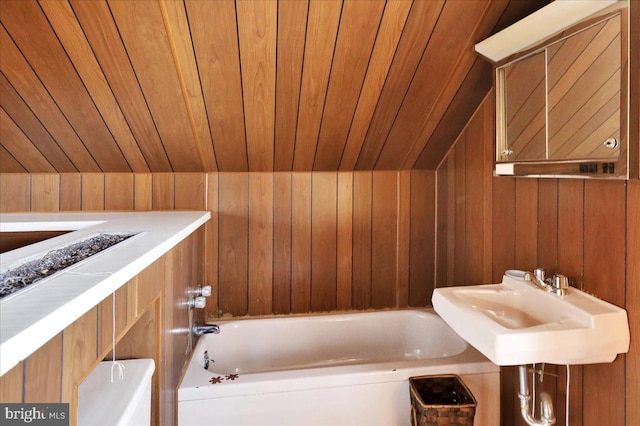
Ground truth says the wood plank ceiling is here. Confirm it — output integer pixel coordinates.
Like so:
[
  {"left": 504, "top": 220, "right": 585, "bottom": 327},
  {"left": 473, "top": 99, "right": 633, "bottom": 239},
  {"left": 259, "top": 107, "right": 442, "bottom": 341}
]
[{"left": 0, "top": 0, "right": 546, "bottom": 173}]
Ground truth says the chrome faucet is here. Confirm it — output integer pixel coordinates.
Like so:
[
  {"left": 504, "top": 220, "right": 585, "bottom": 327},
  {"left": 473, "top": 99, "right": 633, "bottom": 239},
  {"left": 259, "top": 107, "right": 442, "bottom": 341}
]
[
  {"left": 193, "top": 324, "right": 220, "bottom": 336},
  {"left": 523, "top": 268, "right": 569, "bottom": 296}
]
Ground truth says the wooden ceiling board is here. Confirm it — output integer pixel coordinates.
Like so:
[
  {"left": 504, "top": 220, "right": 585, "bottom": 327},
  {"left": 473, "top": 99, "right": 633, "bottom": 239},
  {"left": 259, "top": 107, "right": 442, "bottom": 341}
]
[
  {"left": 0, "top": 25, "right": 100, "bottom": 172},
  {"left": 237, "top": 0, "right": 277, "bottom": 171},
  {"left": 312, "top": 0, "right": 386, "bottom": 171},
  {"left": 376, "top": 0, "right": 501, "bottom": 170},
  {"left": 339, "top": 0, "right": 412, "bottom": 171},
  {"left": 0, "top": 145, "right": 26, "bottom": 173},
  {"left": 108, "top": 0, "right": 203, "bottom": 172},
  {"left": 0, "top": 73, "right": 76, "bottom": 172},
  {"left": 40, "top": 0, "right": 149, "bottom": 173},
  {"left": 354, "top": 0, "right": 445, "bottom": 170},
  {"left": 0, "top": 0, "right": 549, "bottom": 173},
  {"left": 274, "top": 0, "right": 309, "bottom": 171},
  {"left": 158, "top": 0, "right": 218, "bottom": 171},
  {"left": 292, "top": 0, "right": 343, "bottom": 171},
  {"left": 0, "top": 0, "right": 130, "bottom": 172},
  {"left": 186, "top": 0, "right": 248, "bottom": 172},
  {"left": 0, "top": 107, "right": 56, "bottom": 173},
  {"left": 70, "top": 0, "right": 172, "bottom": 172}
]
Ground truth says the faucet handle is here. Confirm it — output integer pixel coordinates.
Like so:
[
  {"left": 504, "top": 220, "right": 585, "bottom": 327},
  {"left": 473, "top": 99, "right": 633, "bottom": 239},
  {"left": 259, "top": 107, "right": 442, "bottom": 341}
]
[
  {"left": 534, "top": 268, "right": 546, "bottom": 281},
  {"left": 550, "top": 274, "right": 569, "bottom": 295}
]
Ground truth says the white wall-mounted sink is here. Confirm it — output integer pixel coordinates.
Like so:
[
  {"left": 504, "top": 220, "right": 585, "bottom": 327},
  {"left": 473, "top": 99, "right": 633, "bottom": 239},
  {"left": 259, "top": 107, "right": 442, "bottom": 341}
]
[{"left": 432, "top": 273, "right": 630, "bottom": 366}]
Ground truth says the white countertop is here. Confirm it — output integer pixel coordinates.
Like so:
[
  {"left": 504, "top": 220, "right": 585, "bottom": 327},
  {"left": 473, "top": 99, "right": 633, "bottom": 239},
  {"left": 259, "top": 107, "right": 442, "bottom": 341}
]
[{"left": 0, "top": 211, "right": 210, "bottom": 376}]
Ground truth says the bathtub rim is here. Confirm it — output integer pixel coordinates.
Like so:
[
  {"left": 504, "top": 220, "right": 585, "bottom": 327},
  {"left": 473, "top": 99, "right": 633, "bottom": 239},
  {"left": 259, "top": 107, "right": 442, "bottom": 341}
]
[{"left": 178, "top": 308, "right": 497, "bottom": 402}]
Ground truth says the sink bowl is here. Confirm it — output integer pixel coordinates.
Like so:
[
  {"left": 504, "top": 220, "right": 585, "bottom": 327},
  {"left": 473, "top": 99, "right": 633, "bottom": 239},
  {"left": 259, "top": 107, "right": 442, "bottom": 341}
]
[{"left": 432, "top": 274, "right": 630, "bottom": 366}]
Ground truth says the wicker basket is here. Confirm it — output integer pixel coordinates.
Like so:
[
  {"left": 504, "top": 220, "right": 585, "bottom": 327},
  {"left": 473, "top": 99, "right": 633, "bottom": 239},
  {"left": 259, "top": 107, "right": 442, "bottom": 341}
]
[{"left": 409, "top": 374, "right": 477, "bottom": 426}]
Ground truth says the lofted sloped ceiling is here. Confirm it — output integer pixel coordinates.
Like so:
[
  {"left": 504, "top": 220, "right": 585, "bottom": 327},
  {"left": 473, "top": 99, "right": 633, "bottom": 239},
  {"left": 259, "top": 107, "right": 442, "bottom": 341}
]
[{"left": 0, "top": 0, "right": 547, "bottom": 173}]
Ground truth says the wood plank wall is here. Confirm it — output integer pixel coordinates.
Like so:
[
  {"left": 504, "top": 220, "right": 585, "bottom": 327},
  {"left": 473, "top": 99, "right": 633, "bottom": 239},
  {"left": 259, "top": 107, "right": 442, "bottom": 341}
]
[
  {"left": 436, "top": 92, "right": 640, "bottom": 426},
  {"left": 0, "top": 170, "right": 437, "bottom": 319},
  {"left": 0, "top": 229, "right": 204, "bottom": 426}
]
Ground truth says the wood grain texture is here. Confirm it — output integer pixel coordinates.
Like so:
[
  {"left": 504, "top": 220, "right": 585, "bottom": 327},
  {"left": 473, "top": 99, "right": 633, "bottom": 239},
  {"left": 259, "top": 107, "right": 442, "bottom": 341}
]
[
  {"left": 248, "top": 173, "right": 274, "bottom": 315},
  {"left": 237, "top": 1, "right": 277, "bottom": 171},
  {"left": 396, "top": 170, "right": 411, "bottom": 306},
  {"left": 174, "top": 173, "right": 206, "bottom": 209},
  {"left": 108, "top": 0, "right": 202, "bottom": 172},
  {"left": 97, "top": 285, "right": 128, "bottom": 356},
  {"left": 272, "top": 173, "right": 292, "bottom": 314},
  {"left": 0, "top": 146, "right": 25, "bottom": 173},
  {"left": 313, "top": 0, "right": 386, "bottom": 170},
  {"left": 340, "top": 0, "right": 413, "bottom": 170},
  {"left": 218, "top": 173, "right": 249, "bottom": 316},
  {"left": 159, "top": 0, "right": 218, "bottom": 171},
  {"left": 274, "top": 1, "right": 309, "bottom": 171},
  {"left": 24, "top": 334, "right": 62, "bottom": 403},
  {"left": 337, "top": 172, "right": 353, "bottom": 309},
  {"left": 352, "top": 171, "right": 372, "bottom": 309},
  {"left": 0, "top": 362, "right": 23, "bottom": 402},
  {"left": 105, "top": 173, "right": 134, "bottom": 210},
  {"left": 0, "top": 73, "right": 76, "bottom": 172},
  {"left": 40, "top": 0, "right": 148, "bottom": 173},
  {"left": 30, "top": 174, "right": 60, "bottom": 211},
  {"left": 152, "top": 173, "right": 175, "bottom": 210},
  {"left": 293, "top": 0, "right": 342, "bottom": 171},
  {"left": 409, "top": 170, "right": 435, "bottom": 305},
  {"left": 371, "top": 171, "right": 397, "bottom": 308},
  {"left": 311, "top": 173, "right": 338, "bottom": 311},
  {"left": 186, "top": 0, "right": 248, "bottom": 171},
  {"left": 134, "top": 173, "right": 153, "bottom": 211},
  {"left": 0, "top": 174, "right": 29, "bottom": 211},
  {"left": 205, "top": 173, "right": 219, "bottom": 316},
  {"left": 0, "top": 108, "right": 56, "bottom": 173},
  {"left": 291, "top": 173, "right": 312, "bottom": 313},
  {"left": 70, "top": 0, "right": 172, "bottom": 172},
  {"left": 626, "top": 180, "right": 640, "bottom": 426},
  {"left": 356, "top": 0, "right": 445, "bottom": 169},
  {"left": 80, "top": 173, "right": 105, "bottom": 210},
  {"left": 1, "top": 0, "right": 129, "bottom": 172},
  {"left": 60, "top": 174, "right": 81, "bottom": 211}
]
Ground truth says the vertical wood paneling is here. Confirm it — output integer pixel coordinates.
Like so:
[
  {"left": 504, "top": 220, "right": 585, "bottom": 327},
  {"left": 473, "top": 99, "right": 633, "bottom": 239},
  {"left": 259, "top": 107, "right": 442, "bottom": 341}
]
[
  {"left": 313, "top": 1, "right": 386, "bottom": 170},
  {"left": 70, "top": 0, "right": 172, "bottom": 172},
  {"left": 108, "top": 0, "right": 202, "bottom": 172},
  {"left": 409, "top": 170, "right": 435, "bottom": 305},
  {"left": 311, "top": 173, "right": 338, "bottom": 311},
  {"left": 514, "top": 179, "right": 538, "bottom": 271},
  {"left": 583, "top": 181, "right": 626, "bottom": 426},
  {"left": 134, "top": 174, "right": 153, "bottom": 211},
  {"left": 186, "top": 0, "right": 248, "bottom": 172},
  {"left": 0, "top": 362, "right": 23, "bottom": 402},
  {"left": 355, "top": 0, "right": 445, "bottom": 169},
  {"left": 174, "top": 173, "right": 206, "bottom": 209},
  {"left": 24, "top": 334, "right": 62, "bottom": 403},
  {"left": 152, "top": 173, "right": 175, "bottom": 210},
  {"left": 81, "top": 173, "right": 105, "bottom": 210},
  {"left": 205, "top": 173, "right": 219, "bottom": 316},
  {"left": 40, "top": 0, "right": 149, "bottom": 173},
  {"left": 274, "top": 1, "right": 308, "bottom": 171},
  {"left": 158, "top": 0, "right": 218, "bottom": 171},
  {"left": 453, "top": 142, "right": 466, "bottom": 285},
  {"left": 248, "top": 173, "right": 274, "bottom": 315},
  {"left": 105, "top": 173, "right": 134, "bottom": 210},
  {"left": 291, "top": 173, "right": 312, "bottom": 313},
  {"left": 0, "top": 1, "right": 130, "bottom": 172},
  {"left": 464, "top": 117, "right": 485, "bottom": 285},
  {"left": 0, "top": 74, "right": 76, "bottom": 172},
  {"left": 97, "top": 285, "right": 128, "bottom": 356},
  {"left": 627, "top": 180, "right": 640, "bottom": 426},
  {"left": 340, "top": 0, "right": 413, "bottom": 170},
  {"left": 293, "top": 0, "right": 342, "bottom": 171},
  {"left": 60, "top": 174, "right": 81, "bottom": 211},
  {"left": 337, "top": 172, "right": 353, "bottom": 310},
  {"left": 371, "top": 171, "right": 397, "bottom": 308},
  {"left": 30, "top": 174, "right": 59, "bottom": 211},
  {"left": 396, "top": 170, "right": 411, "bottom": 306},
  {"left": 273, "top": 173, "right": 292, "bottom": 313},
  {"left": 218, "top": 173, "right": 249, "bottom": 316},
  {"left": 237, "top": 1, "right": 277, "bottom": 171},
  {"left": 352, "top": 171, "right": 372, "bottom": 309},
  {"left": 537, "top": 180, "right": 558, "bottom": 271}
]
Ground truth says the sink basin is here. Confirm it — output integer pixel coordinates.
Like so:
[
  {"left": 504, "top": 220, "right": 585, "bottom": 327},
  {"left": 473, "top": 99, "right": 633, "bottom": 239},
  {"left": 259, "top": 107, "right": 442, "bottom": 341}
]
[{"left": 432, "top": 274, "right": 630, "bottom": 366}]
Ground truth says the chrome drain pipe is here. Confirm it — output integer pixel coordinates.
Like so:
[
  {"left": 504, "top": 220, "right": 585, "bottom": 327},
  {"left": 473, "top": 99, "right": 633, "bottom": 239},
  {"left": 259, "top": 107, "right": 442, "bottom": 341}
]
[{"left": 518, "top": 365, "right": 556, "bottom": 426}]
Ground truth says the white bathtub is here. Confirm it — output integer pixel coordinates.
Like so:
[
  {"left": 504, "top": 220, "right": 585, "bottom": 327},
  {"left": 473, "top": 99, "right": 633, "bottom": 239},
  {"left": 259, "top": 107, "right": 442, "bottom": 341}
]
[{"left": 178, "top": 309, "right": 499, "bottom": 425}]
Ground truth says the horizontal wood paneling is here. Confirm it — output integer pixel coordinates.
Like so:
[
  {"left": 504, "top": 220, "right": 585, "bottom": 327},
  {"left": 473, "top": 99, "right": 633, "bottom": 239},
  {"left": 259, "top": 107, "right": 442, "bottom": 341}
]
[
  {"left": 435, "top": 93, "right": 639, "bottom": 426},
  {"left": 0, "top": 0, "right": 545, "bottom": 173}
]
